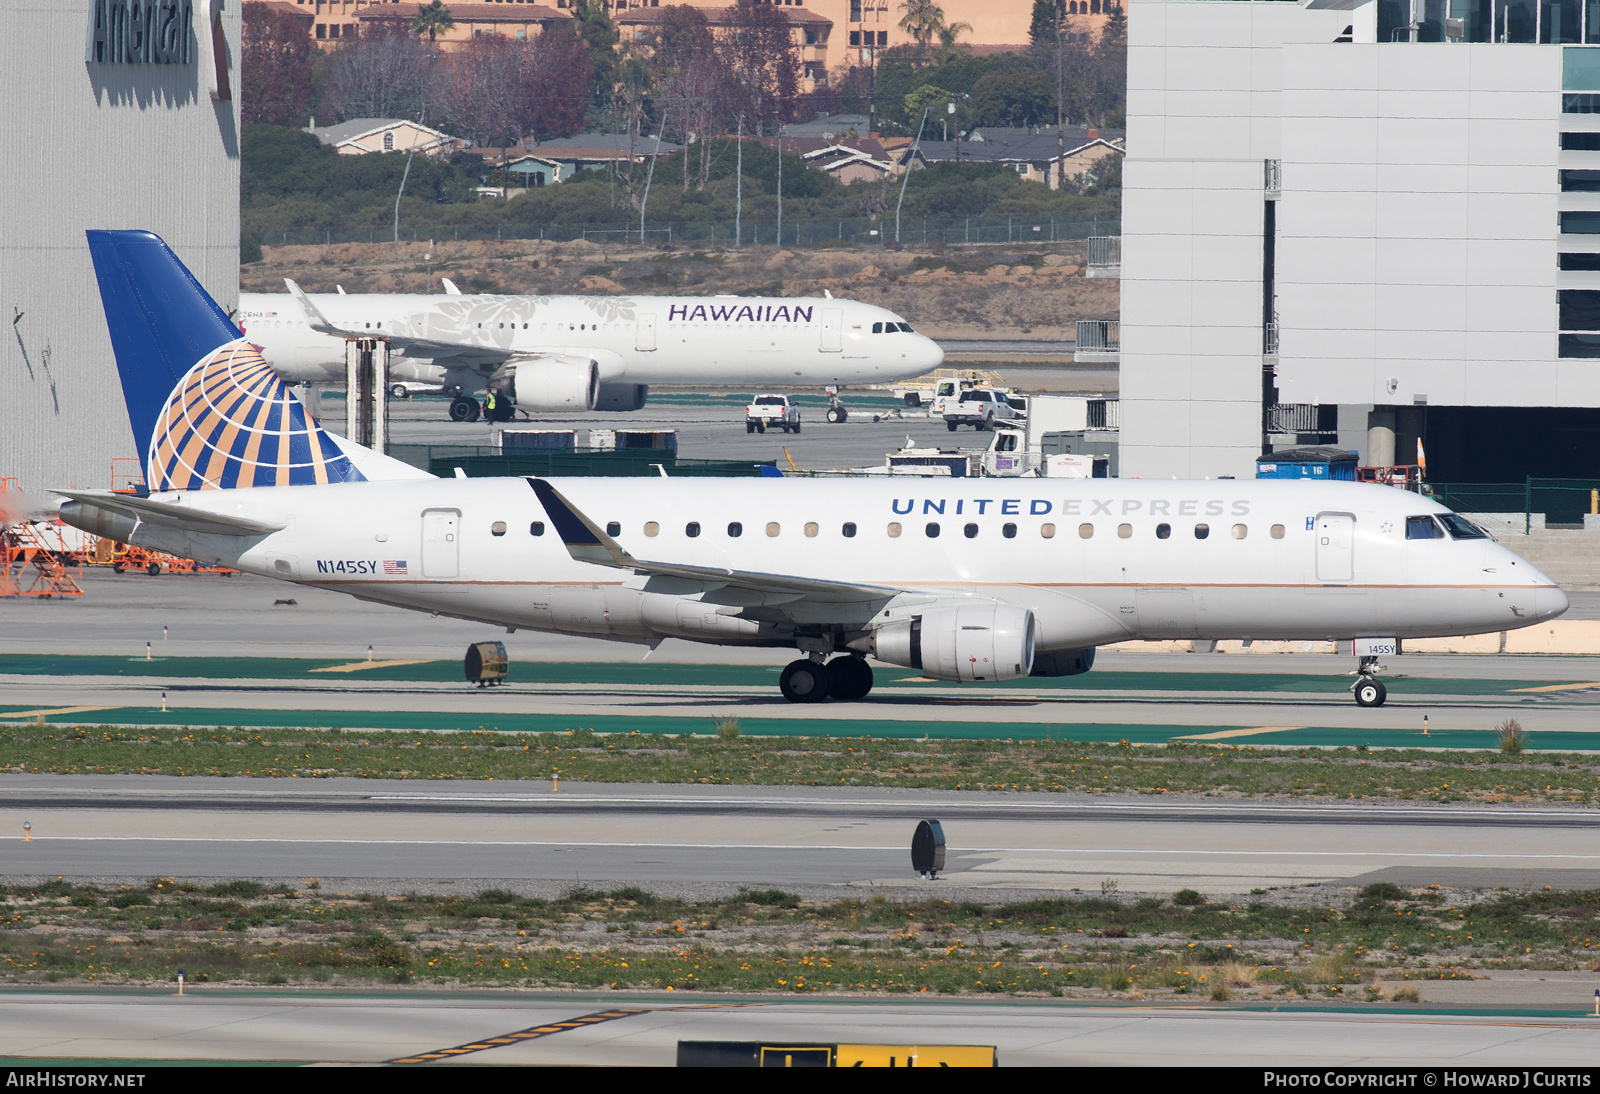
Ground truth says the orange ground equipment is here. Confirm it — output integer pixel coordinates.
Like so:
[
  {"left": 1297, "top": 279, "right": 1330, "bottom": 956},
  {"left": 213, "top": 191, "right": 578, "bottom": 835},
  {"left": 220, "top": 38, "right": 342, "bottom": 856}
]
[{"left": 0, "top": 478, "right": 84, "bottom": 598}]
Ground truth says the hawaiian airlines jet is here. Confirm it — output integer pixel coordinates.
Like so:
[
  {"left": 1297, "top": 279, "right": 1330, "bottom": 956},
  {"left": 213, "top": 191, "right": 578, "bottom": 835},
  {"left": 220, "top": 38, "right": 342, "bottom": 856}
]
[
  {"left": 64, "top": 232, "right": 1567, "bottom": 708},
  {"left": 238, "top": 281, "right": 944, "bottom": 423}
]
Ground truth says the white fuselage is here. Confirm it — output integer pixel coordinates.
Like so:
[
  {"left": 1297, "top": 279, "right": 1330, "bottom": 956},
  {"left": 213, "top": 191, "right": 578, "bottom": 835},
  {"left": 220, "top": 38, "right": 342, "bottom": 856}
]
[
  {"left": 237, "top": 292, "right": 944, "bottom": 392},
  {"left": 124, "top": 477, "right": 1566, "bottom": 650}
]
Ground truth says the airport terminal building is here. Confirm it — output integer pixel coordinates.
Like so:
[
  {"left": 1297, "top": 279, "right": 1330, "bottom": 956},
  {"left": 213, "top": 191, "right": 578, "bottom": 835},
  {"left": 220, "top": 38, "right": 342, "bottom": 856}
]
[
  {"left": 1, "top": 1, "right": 241, "bottom": 497},
  {"left": 1121, "top": 0, "right": 1600, "bottom": 483}
]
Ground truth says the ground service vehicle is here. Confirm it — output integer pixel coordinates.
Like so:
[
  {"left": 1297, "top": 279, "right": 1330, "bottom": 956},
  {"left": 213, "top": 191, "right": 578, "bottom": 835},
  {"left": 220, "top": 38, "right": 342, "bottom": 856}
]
[{"left": 746, "top": 395, "right": 801, "bottom": 434}]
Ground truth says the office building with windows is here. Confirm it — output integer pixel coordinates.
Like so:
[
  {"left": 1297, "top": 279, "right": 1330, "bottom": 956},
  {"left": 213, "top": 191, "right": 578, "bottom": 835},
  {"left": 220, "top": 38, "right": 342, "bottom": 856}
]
[{"left": 1121, "top": 0, "right": 1600, "bottom": 483}]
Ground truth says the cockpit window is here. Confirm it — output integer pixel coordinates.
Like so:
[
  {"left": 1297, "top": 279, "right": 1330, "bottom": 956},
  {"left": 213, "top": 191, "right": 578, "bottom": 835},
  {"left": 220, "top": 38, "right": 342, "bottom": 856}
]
[
  {"left": 1437, "top": 513, "right": 1488, "bottom": 540},
  {"left": 1405, "top": 515, "right": 1445, "bottom": 540},
  {"left": 872, "top": 322, "right": 884, "bottom": 333},
  {"left": 898, "top": 322, "right": 915, "bottom": 333}
]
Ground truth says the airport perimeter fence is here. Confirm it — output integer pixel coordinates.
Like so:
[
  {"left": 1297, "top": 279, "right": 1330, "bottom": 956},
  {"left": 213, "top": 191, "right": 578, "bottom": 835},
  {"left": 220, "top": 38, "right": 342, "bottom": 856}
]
[
  {"left": 258, "top": 214, "right": 1116, "bottom": 250},
  {"left": 1429, "top": 479, "right": 1600, "bottom": 531}
]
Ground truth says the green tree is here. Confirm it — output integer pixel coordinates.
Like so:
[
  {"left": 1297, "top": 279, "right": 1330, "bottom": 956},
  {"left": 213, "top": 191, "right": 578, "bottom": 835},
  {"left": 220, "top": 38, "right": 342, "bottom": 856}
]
[
  {"left": 412, "top": 0, "right": 454, "bottom": 42},
  {"left": 933, "top": 19, "right": 972, "bottom": 65},
  {"left": 898, "top": 0, "right": 946, "bottom": 58},
  {"left": 903, "top": 83, "right": 953, "bottom": 123},
  {"left": 968, "top": 69, "right": 1053, "bottom": 128},
  {"left": 1028, "top": 0, "right": 1065, "bottom": 47}
]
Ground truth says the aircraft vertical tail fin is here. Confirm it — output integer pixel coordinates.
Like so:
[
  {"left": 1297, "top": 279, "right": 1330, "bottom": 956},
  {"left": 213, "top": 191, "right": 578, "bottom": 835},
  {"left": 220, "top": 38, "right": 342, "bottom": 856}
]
[{"left": 85, "top": 230, "right": 405, "bottom": 491}]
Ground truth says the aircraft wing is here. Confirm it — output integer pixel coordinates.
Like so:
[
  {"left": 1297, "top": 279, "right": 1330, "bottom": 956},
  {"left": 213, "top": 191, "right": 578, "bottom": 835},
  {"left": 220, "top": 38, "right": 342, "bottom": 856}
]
[
  {"left": 529, "top": 478, "right": 896, "bottom": 604},
  {"left": 54, "top": 489, "right": 286, "bottom": 536},
  {"left": 284, "top": 278, "right": 508, "bottom": 365}
]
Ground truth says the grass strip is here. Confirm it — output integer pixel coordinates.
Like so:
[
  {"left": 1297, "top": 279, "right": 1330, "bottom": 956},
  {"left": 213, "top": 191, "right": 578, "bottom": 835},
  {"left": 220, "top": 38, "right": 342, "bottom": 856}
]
[
  {"left": 2, "top": 725, "right": 1597, "bottom": 803},
  {"left": 1, "top": 879, "right": 1593, "bottom": 1001}
]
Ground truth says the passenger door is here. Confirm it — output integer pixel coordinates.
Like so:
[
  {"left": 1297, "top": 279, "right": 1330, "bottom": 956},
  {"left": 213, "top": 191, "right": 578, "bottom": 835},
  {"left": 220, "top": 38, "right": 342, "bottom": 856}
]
[
  {"left": 820, "top": 308, "right": 842, "bottom": 352},
  {"left": 421, "top": 509, "right": 461, "bottom": 579},
  {"left": 1314, "top": 512, "right": 1355, "bottom": 584}
]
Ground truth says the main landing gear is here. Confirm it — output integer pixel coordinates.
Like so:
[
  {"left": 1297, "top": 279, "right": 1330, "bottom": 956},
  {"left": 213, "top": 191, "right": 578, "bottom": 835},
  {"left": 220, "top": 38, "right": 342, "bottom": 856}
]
[
  {"left": 1351, "top": 655, "right": 1388, "bottom": 707},
  {"left": 778, "top": 655, "right": 874, "bottom": 703},
  {"left": 449, "top": 396, "right": 481, "bottom": 423}
]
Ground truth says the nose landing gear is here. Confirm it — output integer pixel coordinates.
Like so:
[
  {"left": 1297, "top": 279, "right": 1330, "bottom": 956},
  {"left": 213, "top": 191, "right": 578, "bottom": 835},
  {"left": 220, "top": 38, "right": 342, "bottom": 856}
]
[{"left": 1351, "top": 655, "right": 1388, "bottom": 707}]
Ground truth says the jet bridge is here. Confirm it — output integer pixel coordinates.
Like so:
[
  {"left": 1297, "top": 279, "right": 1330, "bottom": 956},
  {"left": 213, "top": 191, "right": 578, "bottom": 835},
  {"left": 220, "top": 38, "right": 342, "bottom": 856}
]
[{"left": 345, "top": 337, "right": 390, "bottom": 454}]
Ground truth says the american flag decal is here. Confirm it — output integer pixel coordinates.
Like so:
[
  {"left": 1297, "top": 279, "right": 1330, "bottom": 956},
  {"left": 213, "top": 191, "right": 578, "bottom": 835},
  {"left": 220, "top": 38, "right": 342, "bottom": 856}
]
[{"left": 383, "top": 560, "right": 408, "bottom": 575}]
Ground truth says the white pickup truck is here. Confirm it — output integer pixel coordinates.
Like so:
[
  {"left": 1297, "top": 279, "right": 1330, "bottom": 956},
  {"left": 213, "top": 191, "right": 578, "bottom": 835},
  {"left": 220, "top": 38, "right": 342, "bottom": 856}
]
[
  {"left": 746, "top": 394, "right": 801, "bottom": 433},
  {"left": 939, "top": 387, "right": 1020, "bottom": 431}
]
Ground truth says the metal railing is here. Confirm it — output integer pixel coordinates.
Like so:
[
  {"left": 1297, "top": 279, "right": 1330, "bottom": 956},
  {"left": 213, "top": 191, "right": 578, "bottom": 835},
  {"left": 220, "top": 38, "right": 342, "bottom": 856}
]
[
  {"left": 1087, "top": 399, "right": 1120, "bottom": 429},
  {"left": 1264, "top": 158, "right": 1282, "bottom": 195},
  {"left": 1268, "top": 403, "right": 1320, "bottom": 432},
  {"left": 1075, "top": 320, "right": 1120, "bottom": 353},
  {"left": 1086, "top": 235, "right": 1121, "bottom": 277},
  {"left": 1264, "top": 319, "right": 1280, "bottom": 356}
]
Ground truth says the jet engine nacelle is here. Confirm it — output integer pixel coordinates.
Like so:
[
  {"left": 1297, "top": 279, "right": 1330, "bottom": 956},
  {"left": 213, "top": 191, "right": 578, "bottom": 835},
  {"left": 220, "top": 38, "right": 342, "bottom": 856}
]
[
  {"left": 871, "top": 602, "right": 1036, "bottom": 683},
  {"left": 510, "top": 356, "right": 599, "bottom": 412},
  {"left": 58, "top": 500, "right": 137, "bottom": 545},
  {"left": 595, "top": 383, "right": 649, "bottom": 412},
  {"left": 1031, "top": 646, "right": 1096, "bottom": 677}
]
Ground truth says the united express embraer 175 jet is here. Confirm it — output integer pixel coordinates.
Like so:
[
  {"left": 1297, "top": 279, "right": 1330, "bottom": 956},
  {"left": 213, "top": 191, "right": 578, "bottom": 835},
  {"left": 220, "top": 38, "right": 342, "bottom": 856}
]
[
  {"left": 66, "top": 232, "right": 1567, "bottom": 707},
  {"left": 238, "top": 279, "right": 943, "bottom": 423}
]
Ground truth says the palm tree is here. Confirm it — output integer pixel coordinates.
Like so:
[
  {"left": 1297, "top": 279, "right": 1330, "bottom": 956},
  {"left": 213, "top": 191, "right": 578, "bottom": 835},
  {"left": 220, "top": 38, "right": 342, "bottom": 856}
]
[
  {"left": 934, "top": 19, "right": 972, "bottom": 64},
  {"left": 412, "top": 0, "right": 454, "bottom": 42},
  {"left": 898, "top": 0, "right": 944, "bottom": 58}
]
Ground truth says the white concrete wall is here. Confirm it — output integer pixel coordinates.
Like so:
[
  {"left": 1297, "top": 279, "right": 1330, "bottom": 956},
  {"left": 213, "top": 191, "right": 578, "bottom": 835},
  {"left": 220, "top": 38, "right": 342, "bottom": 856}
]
[
  {"left": 1120, "top": 1, "right": 1347, "bottom": 479},
  {"left": 0, "top": 2, "right": 241, "bottom": 497},
  {"left": 1274, "top": 44, "right": 1565, "bottom": 409}
]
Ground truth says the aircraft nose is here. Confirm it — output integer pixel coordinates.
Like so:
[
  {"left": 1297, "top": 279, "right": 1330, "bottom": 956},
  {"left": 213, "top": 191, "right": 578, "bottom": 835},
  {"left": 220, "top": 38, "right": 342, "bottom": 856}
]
[
  {"left": 923, "top": 337, "right": 945, "bottom": 369},
  {"left": 1536, "top": 581, "right": 1570, "bottom": 622}
]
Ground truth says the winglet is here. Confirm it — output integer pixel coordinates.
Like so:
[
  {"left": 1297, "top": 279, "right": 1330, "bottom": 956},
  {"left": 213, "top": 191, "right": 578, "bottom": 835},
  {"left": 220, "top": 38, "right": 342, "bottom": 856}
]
[
  {"left": 441, "top": 278, "right": 463, "bottom": 296},
  {"left": 528, "top": 478, "right": 632, "bottom": 568},
  {"left": 285, "top": 278, "right": 344, "bottom": 336}
]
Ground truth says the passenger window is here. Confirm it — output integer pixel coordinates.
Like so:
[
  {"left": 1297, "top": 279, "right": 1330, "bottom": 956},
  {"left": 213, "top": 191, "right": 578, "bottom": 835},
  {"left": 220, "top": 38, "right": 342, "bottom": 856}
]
[
  {"left": 530, "top": 521, "right": 545, "bottom": 537},
  {"left": 644, "top": 521, "right": 659, "bottom": 537},
  {"left": 1118, "top": 524, "right": 1133, "bottom": 539},
  {"left": 1079, "top": 523, "right": 1093, "bottom": 539},
  {"left": 1156, "top": 523, "right": 1172, "bottom": 539},
  {"left": 491, "top": 521, "right": 507, "bottom": 537},
  {"left": 964, "top": 522, "right": 979, "bottom": 538},
  {"left": 1270, "top": 524, "right": 1285, "bottom": 539},
  {"left": 1040, "top": 523, "right": 1055, "bottom": 538},
  {"left": 728, "top": 521, "right": 743, "bottom": 537},
  {"left": 1406, "top": 516, "right": 1445, "bottom": 540},
  {"left": 606, "top": 521, "right": 621, "bottom": 536},
  {"left": 1002, "top": 523, "right": 1017, "bottom": 539},
  {"left": 887, "top": 522, "right": 902, "bottom": 538},
  {"left": 925, "top": 522, "right": 941, "bottom": 538},
  {"left": 842, "top": 522, "right": 857, "bottom": 538},
  {"left": 686, "top": 522, "right": 701, "bottom": 537},
  {"left": 804, "top": 522, "right": 819, "bottom": 537},
  {"left": 1232, "top": 524, "right": 1247, "bottom": 539},
  {"left": 1194, "top": 523, "right": 1209, "bottom": 540},
  {"left": 766, "top": 522, "right": 781, "bottom": 537}
]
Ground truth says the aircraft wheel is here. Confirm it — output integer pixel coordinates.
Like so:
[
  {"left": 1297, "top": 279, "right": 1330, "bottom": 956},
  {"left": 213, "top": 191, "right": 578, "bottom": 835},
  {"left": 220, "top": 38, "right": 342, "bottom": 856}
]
[
  {"left": 826, "top": 407, "right": 847, "bottom": 423},
  {"left": 1353, "top": 677, "right": 1387, "bottom": 708},
  {"left": 449, "top": 396, "right": 478, "bottom": 423},
  {"left": 779, "top": 658, "right": 831, "bottom": 704},
  {"left": 146, "top": 561, "right": 161, "bottom": 576},
  {"left": 827, "top": 656, "right": 874, "bottom": 701},
  {"left": 946, "top": 420, "right": 958, "bottom": 432},
  {"left": 904, "top": 393, "right": 922, "bottom": 407}
]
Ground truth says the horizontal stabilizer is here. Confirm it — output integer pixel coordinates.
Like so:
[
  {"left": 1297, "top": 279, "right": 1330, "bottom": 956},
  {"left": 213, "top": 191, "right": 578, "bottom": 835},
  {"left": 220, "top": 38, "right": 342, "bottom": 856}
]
[
  {"left": 528, "top": 478, "right": 896, "bottom": 603},
  {"left": 55, "top": 489, "right": 286, "bottom": 537}
]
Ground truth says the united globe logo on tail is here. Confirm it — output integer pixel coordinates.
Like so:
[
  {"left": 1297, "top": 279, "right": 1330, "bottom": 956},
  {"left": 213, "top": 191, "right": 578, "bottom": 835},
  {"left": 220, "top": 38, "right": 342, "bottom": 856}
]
[{"left": 147, "top": 340, "right": 365, "bottom": 491}]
